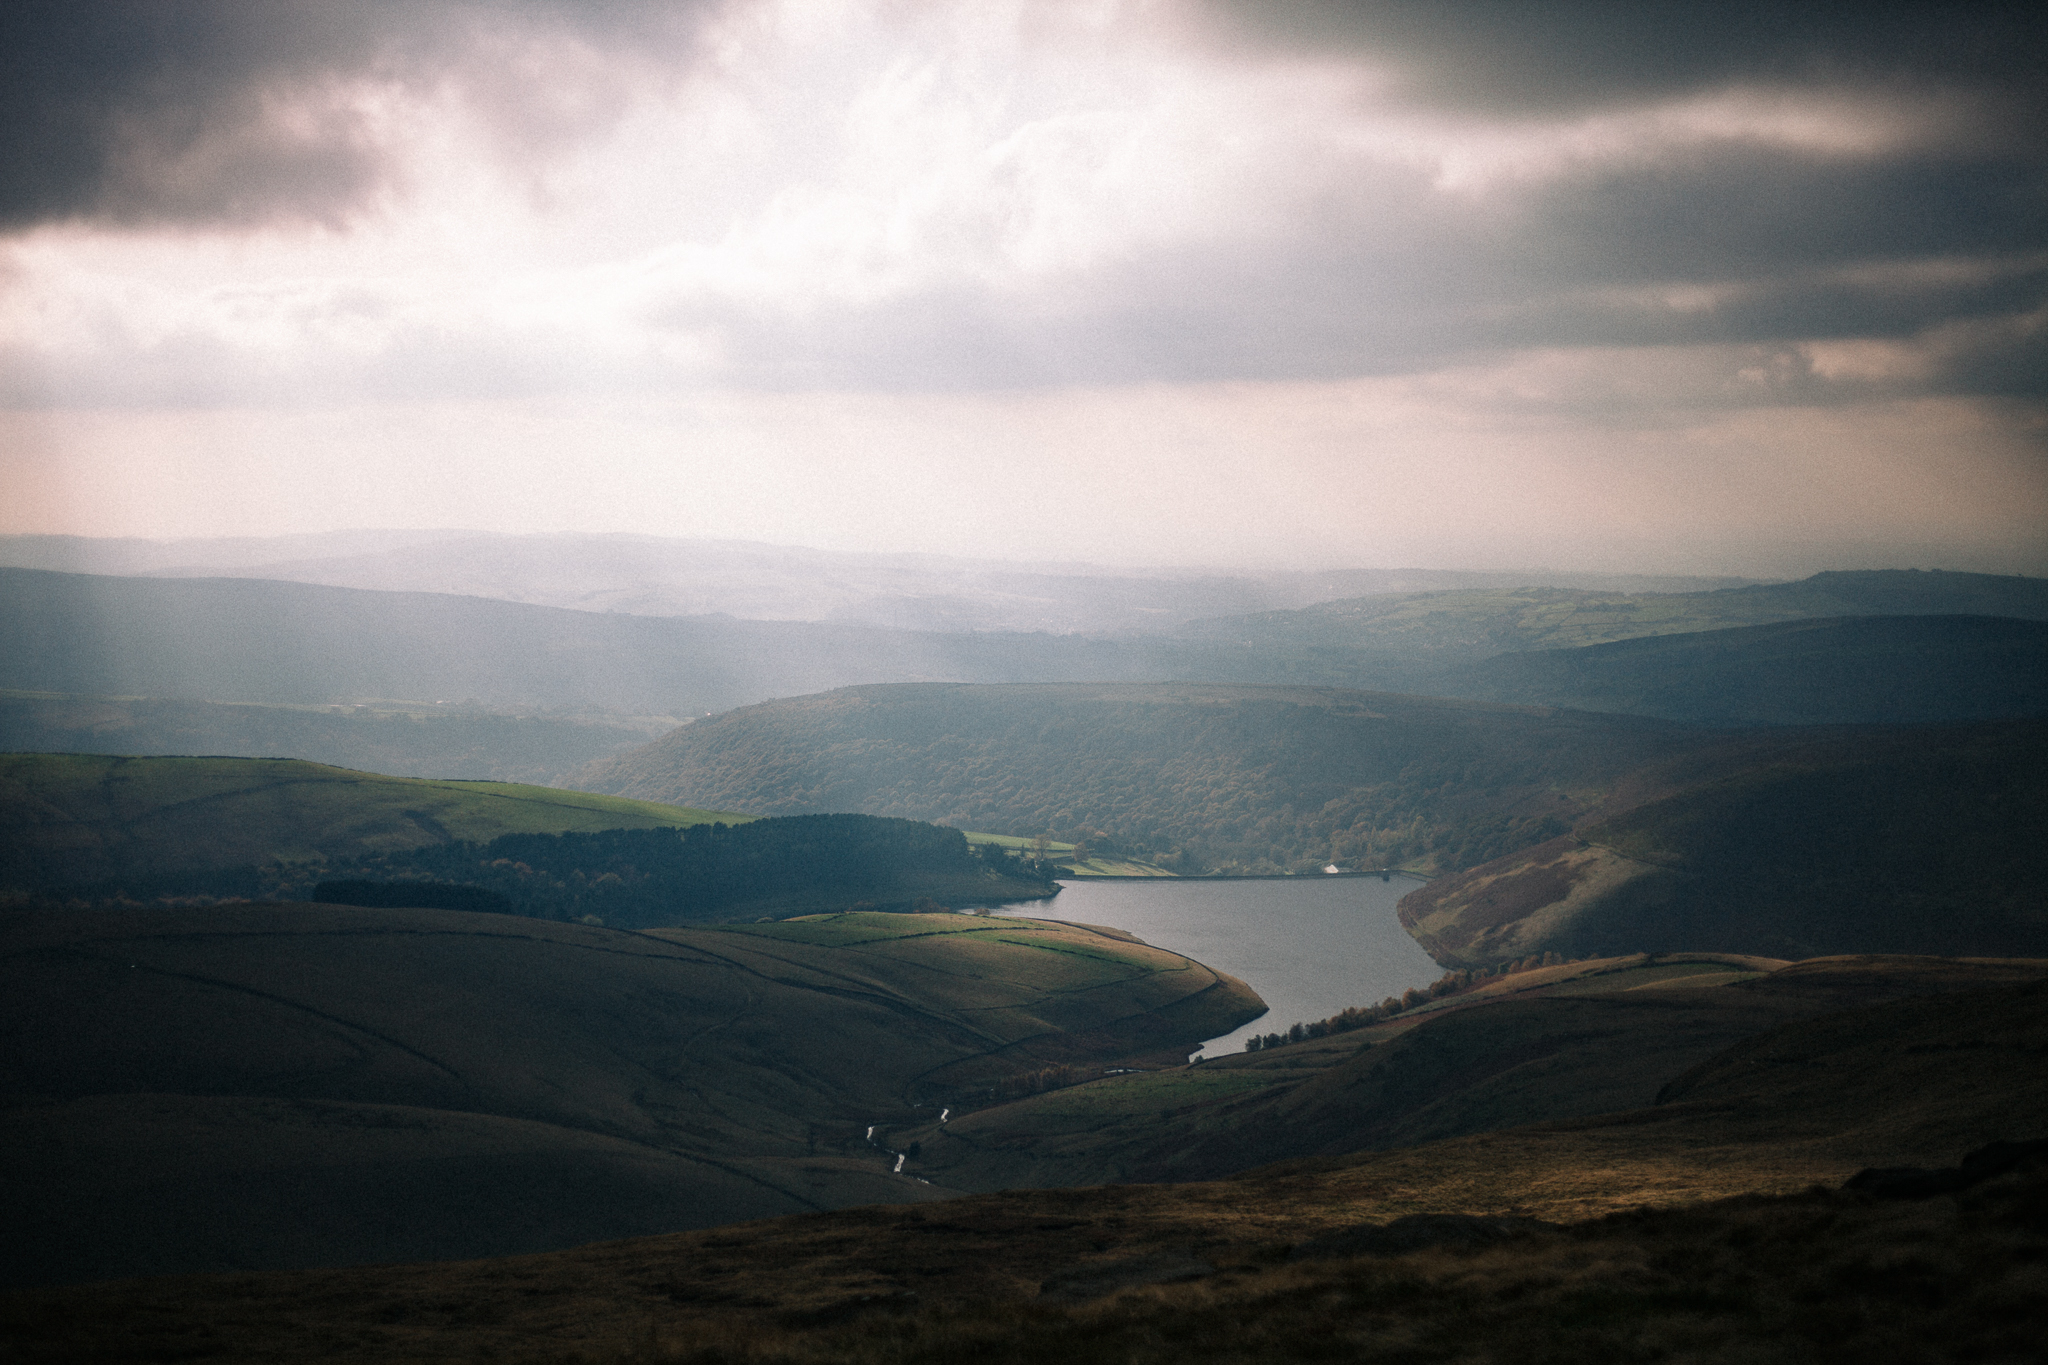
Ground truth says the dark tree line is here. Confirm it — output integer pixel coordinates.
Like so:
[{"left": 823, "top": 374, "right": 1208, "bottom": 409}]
[
  {"left": 1243, "top": 953, "right": 1572, "bottom": 1051},
  {"left": 37, "top": 814, "right": 1056, "bottom": 927},
  {"left": 308, "top": 815, "right": 1056, "bottom": 927}
]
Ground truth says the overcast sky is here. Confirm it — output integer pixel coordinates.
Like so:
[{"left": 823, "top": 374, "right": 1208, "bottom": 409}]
[{"left": 2, "top": 0, "right": 2043, "bottom": 575}]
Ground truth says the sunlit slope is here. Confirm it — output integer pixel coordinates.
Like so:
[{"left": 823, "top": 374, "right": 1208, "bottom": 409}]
[
  {"left": 0, "top": 688, "right": 665, "bottom": 785},
  {"left": 1398, "top": 720, "right": 2048, "bottom": 966},
  {"left": 0, "top": 906, "right": 1262, "bottom": 1286},
  {"left": 578, "top": 681, "right": 1714, "bottom": 875},
  {"left": 896, "top": 954, "right": 2048, "bottom": 1194},
  {"left": 0, "top": 752, "right": 750, "bottom": 888},
  {"left": 1444, "top": 614, "right": 2048, "bottom": 725}
]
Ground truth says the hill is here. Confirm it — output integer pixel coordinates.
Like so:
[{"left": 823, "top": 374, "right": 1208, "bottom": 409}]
[
  {"left": 8, "top": 954, "right": 2043, "bottom": 1362},
  {"left": 0, "top": 904, "right": 1263, "bottom": 1286},
  {"left": 0, "top": 689, "right": 667, "bottom": 786},
  {"left": 896, "top": 953, "right": 2048, "bottom": 1193},
  {"left": 0, "top": 752, "right": 747, "bottom": 896},
  {"left": 1174, "top": 569, "right": 2048, "bottom": 674},
  {"left": 6, "top": 567, "right": 2041, "bottom": 729},
  {"left": 1441, "top": 614, "right": 2048, "bottom": 725},
  {"left": 1398, "top": 721, "right": 2048, "bottom": 966},
  {"left": 575, "top": 682, "right": 1718, "bottom": 875},
  {"left": 0, "top": 566, "right": 1100, "bottom": 716},
  {"left": 309, "top": 815, "right": 1059, "bottom": 924},
  {"left": 0, "top": 529, "right": 1757, "bottom": 633}
]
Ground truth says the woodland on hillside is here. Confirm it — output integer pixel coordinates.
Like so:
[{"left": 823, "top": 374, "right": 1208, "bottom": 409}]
[
  {"left": 308, "top": 815, "right": 1056, "bottom": 926},
  {"left": 581, "top": 685, "right": 1720, "bottom": 875}
]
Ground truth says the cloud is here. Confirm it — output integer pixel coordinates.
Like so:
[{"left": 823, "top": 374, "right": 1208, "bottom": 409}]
[
  {"left": 0, "top": 0, "right": 724, "bottom": 231},
  {"left": 0, "top": 0, "right": 2042, "bottom": 412},
  {"left": 1195, "top": 1, "right": 2048, "bottom": 115}
]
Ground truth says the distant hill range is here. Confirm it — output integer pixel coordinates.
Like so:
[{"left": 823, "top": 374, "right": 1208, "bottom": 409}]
[
  {"left": 0, "top": 691, "right": 664, "bottom": 787},
  {"left": 1170, "top": 569, "right": 2048, "bottom": 694},
  {"left": 0, "top": 529, "right": 1757, "bottom": 635},
  {"left": 4, "top": 566, "right": 2044, "bottom": 733},
  {"left": 1442, "top": 614, "right": 2048, "bottom": 725}
]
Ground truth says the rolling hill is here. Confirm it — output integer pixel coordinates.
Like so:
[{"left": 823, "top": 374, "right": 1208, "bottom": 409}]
[
  {"left": 1398, "top": 720, "right": 2048, "bottom": 966},
  {"left": 8, "top": 952, "right": 2043, "bottom": 1362},
  {"left": 574, "top": 682, "right": 1716, "bottom": 875},
  {"left": 1440, "top": 614, "right": 2048, "bottom": 725},
  {"left": 578, "top": 685, "right": 2046, "bottom": 956},
  {"left": 0, "top": 752, "right": 749, "bottom": 896},
  {"left": 0, "top": 529, "right": 1757, "bottom": 634},
  {"left": 6, "top": 567, "right": 2043, "bottom": 734},
  {"left": 0, "top": 904, "right": 1263, "bottom": 1286},
  {"left": 1176, "top": 568, "right": 2048, "bottom": 668},
  {"left": 896, "top": 953, "right": 2048, "bottom": 1193},
  {"left": 0, "top": 689, "right": 668, "bottom": 786}
]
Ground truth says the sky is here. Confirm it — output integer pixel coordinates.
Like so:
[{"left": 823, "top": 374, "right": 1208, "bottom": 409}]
[{"left": 1, "top": 0, "right": 2043, "bottom": 577}]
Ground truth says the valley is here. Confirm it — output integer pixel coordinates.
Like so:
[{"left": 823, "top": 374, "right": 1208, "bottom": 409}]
[{"left": 0, "top": 545, "right": 2042, "bottom": 1361}]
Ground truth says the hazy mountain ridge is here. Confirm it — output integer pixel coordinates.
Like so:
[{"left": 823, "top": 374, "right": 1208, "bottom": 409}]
[
  {"left": 6, "top": 567, "right": 2042, "bottom": 736},
  {"left": 1441, "top": 614, "right": 2048, "bottom": 725},
  {"left": 0, "top": 530, "right": 1761, "bottom": 635},
  {"left": 0, "top": 691, "right": 666, "bottom": 786},
  {"left": 1174, "top": 569, "right": 2048, "bottom": 665}
]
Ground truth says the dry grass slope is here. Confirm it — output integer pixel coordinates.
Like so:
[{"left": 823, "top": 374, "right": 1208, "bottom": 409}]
[
  {"left": 5, "top": 964, "right": 2042, "bottom": 1361},
  {"left": 0, "top": 906, "right": 1262, "bottom": 1286}
]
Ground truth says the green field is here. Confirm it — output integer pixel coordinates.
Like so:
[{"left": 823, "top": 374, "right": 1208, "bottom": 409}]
[{"left": 0, "top": 752, "right": 752, "bottom": 890}]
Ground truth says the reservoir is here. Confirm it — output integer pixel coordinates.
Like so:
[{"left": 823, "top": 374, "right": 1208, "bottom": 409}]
[{"left": 985, "top": 875, "right": 1440, "bottom": 1059}]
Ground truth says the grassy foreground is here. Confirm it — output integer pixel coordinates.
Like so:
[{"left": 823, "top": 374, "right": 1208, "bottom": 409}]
[
  {"left": 5, "top": 955, "right": 2041, "bottom": 1363},
  {"left": 0, "top": 906, "right": 1263, "bottom": 1286}
]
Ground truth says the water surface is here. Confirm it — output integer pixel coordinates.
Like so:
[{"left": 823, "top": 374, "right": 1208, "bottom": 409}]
[{"left": 984, "top": 875, "right": 1440, "bottom": 1059}]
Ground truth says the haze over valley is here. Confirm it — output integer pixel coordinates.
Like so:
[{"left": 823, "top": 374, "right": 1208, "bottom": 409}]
[{"left": 3, "top": 1, "right": 2045, "bottom": 1358}]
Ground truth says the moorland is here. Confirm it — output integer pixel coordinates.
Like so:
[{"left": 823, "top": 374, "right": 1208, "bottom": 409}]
[
  {"left": 0, "top": 905, "right": 1261, "bottom": 1286},
  {"left": 4, "top": 951, "right": 2042, "bottom": 1362},
  {"left": 0, "top": 753, "right": 1056, "bottom": 918},
  {"left": 2, "top": 541, "right": 2044, "bottom": 1360}
]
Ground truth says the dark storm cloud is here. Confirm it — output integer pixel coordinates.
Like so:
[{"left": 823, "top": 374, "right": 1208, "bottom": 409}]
[
  {"left": 0, "top": 0, "right": 718, "bottom": 231},
  {"left": 660, "top": 4, "right": 2047, "bottom": 400},
  {"left": 1200, "top": 1, "right": 2048, "bottom": 115},
  {"left": 672, "top": 142, "right": 2047, "bottom": 398}
]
